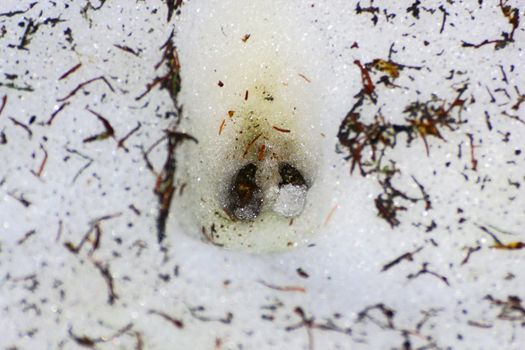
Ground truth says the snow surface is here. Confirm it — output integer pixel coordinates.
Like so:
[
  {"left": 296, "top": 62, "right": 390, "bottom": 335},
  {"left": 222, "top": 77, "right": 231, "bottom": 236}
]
[
  {"left": 272, "top": 184, "right": 308, "bottom": 218},
  {"left": 1, "top": 0, "right": 524, "bottom": 349}
]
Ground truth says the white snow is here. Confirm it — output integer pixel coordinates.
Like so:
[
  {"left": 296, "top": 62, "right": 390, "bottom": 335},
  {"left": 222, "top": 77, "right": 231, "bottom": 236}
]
[
  {"left": 1, "top": 0, "right": 524, "bottom": 349},
  {"left": 272, "top": 184, "right": 308, "bottom": 218}
]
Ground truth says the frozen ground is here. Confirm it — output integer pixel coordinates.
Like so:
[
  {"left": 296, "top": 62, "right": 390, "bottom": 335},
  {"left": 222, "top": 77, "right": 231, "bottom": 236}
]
[{"left": 0, "top": 1, "right": 524, "bottom": 349}]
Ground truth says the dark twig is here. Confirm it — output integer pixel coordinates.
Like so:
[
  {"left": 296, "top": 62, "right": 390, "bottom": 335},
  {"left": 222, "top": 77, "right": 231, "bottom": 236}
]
[
  {"left": 91, "top": 259, "right": 118, "bottom": 305},
  {"left": 83, "top": 107, "right": 115, "bottom": 143},
  {"left": 46, "top": 102, "right": 69, "bottom": 125},
  {"left": 407, "top": 262, "right": 450, "bottom": 286},
  {"left": 461, "top": 245, "right": 482, "bottom": 265},
  {"left": 187, "top": 306, "right": 233, "bottom": 324},
  {"left": 58, "top": 63, "right": 82, "bottom": 80},
  {"left": 148, "top": 309, "right": 184, "bottom": 328},
  {"left": 381, "top": 246, "right": 423, "bottom": 272},
  {"left": 117, "top": 122, "right": 141, "bottom": 152},
  {"left": 0, "top": 95, "right": 7, "bottom": 116},
  {"left": 9, "top": 117, "right": 32, "bottom": 138},
  {"left": 57, "top": 76, "right": 114, "bottom": 102},
  {"left": 65, "top": 148, "right": 94, "bottom": 184},
  {"left": 69, "top": 323, "right": 133, "bottom": 347}
]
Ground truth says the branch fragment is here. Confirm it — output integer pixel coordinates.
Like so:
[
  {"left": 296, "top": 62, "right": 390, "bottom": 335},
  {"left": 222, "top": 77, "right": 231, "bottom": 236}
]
[
  {"left": 381, "top": 246, "right": 423, "bottom": 272},
  {"left": 148, "top": 309, "right": 184, "bottom": 328},
  {"left": 57, "top": 76, "right": 114, "bottom": 102}
]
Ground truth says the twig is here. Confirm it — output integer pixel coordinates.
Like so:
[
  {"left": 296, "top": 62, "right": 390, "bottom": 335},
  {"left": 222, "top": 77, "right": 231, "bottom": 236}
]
[
  {"left": 117, "top": 122, "right": 141, "bottom": 152},
  {"left": 46, "top": 102, "right": 69, "bottom": 125},
  {"left": 242, "top": 133, "right": 262, "bottom": 157},
  {"left": 187, "top": 306, "right": 233, "bottom": 324},
  {"left": 91, "top": 259, "right": 118, "bottom": 305},
  {"left": 65, "top": 148, "right": 94, "bottom": 184},
  {"left": 57, "top": 76, "right": 114, "bottom": 102},
  {"left": 407, "top": 262, "right": 450, "bottom": 286},
  {"left": 381, "top": 246, "right": 423, "bottom": 272},
  {"left": 148, "top": 310, "right": 184, "bottom": 328},
  {"left": 58, "top": 63, "right": 82, "bottom": 80},
  {"left": 0, "top": 95, "right": 7, "bottom": 116},
  {"left": 258, "top": 280, "right": 306, "bottom": 293},
  {"left": 9, "top": 117, "right": 32, "bottom": 138}
]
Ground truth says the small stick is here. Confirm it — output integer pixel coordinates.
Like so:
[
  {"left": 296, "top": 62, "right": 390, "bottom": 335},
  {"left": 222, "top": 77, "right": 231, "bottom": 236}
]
[
  {"left": 272, "top": 126, "right": 291, "bottom": 133},
  {"left": 258, "top": 280, "right": 306, "bottom": 293},
  {"left": 242, "top": 133, "right": 262, "bottom": 157},
  {"left": 257, "top": 144, "right": 266, "bottom": 161},
  {"left": 298, "top": 73, "right": 311, "bottom": 83},
  {"left": 117, "top": 122, "right": 141, "bottom": 151},
  {"left": 57, "top": 76, "right": 114, "bottom": 102},
  {"left": 9, "top": 117, "right": 32, "bottom": 138},
  {"left": 113, "top": 44, "right": 140, "bottom": 57},
  {"left": 58, "top": 63, "right": 82, "bottom": 80},
  {"left": 218, "top": 119, "right": 226, "bottom": 135},
  {"left": 324, "top": 204, "right": 339, "bottom": 225},
  {"left": 148, "top": 310, "right": 184, "bottom": 328},
  {"left": 46, "top": 102, "right": 69, "bottom": 125},
  {"left": 467, "top": 133, "right": 478, "bottom": 171},
  {"left": 36, "top": 144, "right": 48, "bottom": 177},
  {"left": 0, "top": 95, "right": 7, "bottom": 116}
]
